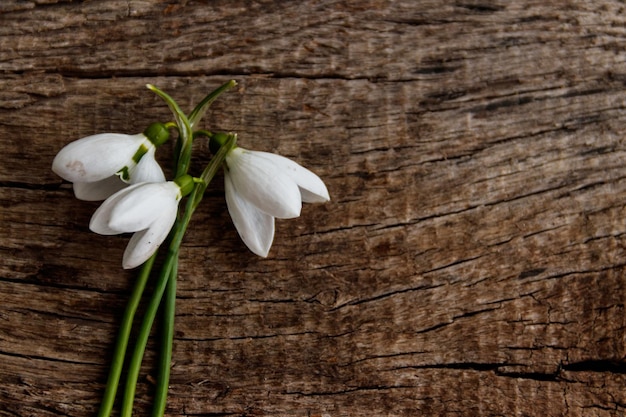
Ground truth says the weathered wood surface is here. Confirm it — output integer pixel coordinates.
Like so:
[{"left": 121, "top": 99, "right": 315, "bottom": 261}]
[{"left": 2, "top": 1, "right": 626, "bottom": 415}]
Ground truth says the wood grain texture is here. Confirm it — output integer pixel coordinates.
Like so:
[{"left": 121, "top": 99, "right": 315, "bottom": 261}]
[{"left": 2, "top": 1, "right": 626, "bottom": 415}]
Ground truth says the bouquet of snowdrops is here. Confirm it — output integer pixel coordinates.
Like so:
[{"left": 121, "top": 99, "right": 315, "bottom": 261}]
[{"left": 51, "top": 81, "right": 329, "bottom": 416}]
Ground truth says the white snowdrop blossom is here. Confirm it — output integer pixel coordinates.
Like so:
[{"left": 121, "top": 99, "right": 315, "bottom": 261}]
[
  {"left": 52, "top": 123, "right": 169, "bottom": 201},
  {"left": 89, "top": 180, "right": 187, "bottom": 269},
  {"left": 224, "top": 146, "right": 330, "bottom": 257}
]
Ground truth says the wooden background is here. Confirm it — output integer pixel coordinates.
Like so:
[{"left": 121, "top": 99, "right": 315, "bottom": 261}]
[{"left": 2, "top": 1, "right": 626, "bottom": 415}]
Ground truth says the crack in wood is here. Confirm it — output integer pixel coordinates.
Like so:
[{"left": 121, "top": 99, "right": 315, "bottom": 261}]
[{"left": 330, "top": 283, "right": 446, "bottom": 311}]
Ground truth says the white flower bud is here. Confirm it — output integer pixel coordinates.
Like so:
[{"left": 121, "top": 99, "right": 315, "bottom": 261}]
[
  {"left": 52, "top": 133, "right": 165, "bottom": 201},
  {"left": 223, "top": 147, "right": 329, "bottom": 257},
  {"left": 90, "top": 182, "right": 182, "bottom": 269}
]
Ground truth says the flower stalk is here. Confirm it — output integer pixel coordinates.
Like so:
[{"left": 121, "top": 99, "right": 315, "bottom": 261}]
[
  {"left": 97, "top": 252, "right": 157, "bottom": 417},
  {"left": 153, "top": 255, "right": 177, "bottom": 417}
]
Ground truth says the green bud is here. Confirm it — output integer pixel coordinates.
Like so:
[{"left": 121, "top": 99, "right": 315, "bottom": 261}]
[
  {"left": 174, "top": 174, "right": 195, "bottom": 197},
  {"left": 209, "top": 132, "right": 231, "bottom": 155},
  {"left": 143, "top": 122, "right": 170, "bottom": 147}
]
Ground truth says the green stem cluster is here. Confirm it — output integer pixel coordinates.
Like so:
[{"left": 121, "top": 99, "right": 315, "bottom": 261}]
[{"left": 97, "top": 81, "right": 237, "bottom": 417}]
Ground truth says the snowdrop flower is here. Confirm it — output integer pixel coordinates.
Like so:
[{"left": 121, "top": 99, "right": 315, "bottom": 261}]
[
  {"left": 223, "top": 146, "right": 330, "bottom": 257},
  {"left": 89, "top": 176, "right": 192, "bottom": 269},
  {"left": 52, "top": 123, "right": 169, "bottom": 201}
]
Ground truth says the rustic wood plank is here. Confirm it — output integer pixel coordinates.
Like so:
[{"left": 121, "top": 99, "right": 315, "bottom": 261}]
[{"left": 2, "top": 0, "right": 626, "bottom": 416}]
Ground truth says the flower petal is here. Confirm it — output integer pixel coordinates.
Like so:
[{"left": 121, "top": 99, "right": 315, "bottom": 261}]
[
  {"left": 89, "top": 183, "right": 144, "bottom": 235},
  {"left": 250, "top": 151, "right": 330, "bottom": 203},
  {"left": 52, "top": 133, "right": 146, "bottom": 183},
  {"left": 225, "top": 172, "right": 275, "bottom": 257},
  {"left": 73, "top": 176, "right": 127, "bottom": 201},
  {"left": 109, "top": 182, "right": 180, "bottom": 233},
  {"left": 226, "top": 147, "right": 302, "bottom": 219},
  {"left": 130, "top": 147, "right": 166, "bottom": 184},
  {"left": 122, "top": 203, "right": 178, "bottom": 269}
]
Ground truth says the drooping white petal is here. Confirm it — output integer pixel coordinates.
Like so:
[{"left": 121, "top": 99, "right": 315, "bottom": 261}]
[
  {"left": 108, "top": 182, "right": 180, "bottom": 233},
  {"left": 248, "top": 151, "right": 330, "bottom": 203},
  {"left": 122, "top": 202, "right": 178, "bottom": 269},
  {"left": 130, "top": 147, "right": 166, "bottom": 184},
  {"left": 225, "top": 172, "right": 275, "bottom": 257},
  {"left": 299, "top": 187, "right": 330, "bottom": 203},
  {"left": 226, "top": 147, "right": 302, "bottom": 219},
  {"left": 73, "top": 176, "right": 127, "bottom": 201},
  {"left": 89, "top": 183, "right": 144, "bottom": 235},
  {"left": 52, "top": 133, "right": 146, "bottom": 183}
]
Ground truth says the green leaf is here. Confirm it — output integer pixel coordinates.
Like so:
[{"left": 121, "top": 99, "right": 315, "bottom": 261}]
[
  {"left": 188, "top": 80, "right": 237, "bottom": 128},
  {"left": 147, "top": 84, "right": 193, "bottom": 176},
  {"left": 146, "top": 84, "right": 191, "bottom": 145}
]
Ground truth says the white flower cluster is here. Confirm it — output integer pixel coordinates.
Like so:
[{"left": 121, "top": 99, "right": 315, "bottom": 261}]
[
  {"left": 52, "top": 84, "right": 331, "bottom": 417},
  {"left": 52, "top": 125, "right": 329, "bottom": 268}
]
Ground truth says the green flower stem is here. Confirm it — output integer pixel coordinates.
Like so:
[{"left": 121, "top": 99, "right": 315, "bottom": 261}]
[
  {"left": 194, "top": 133, "right": 237, "bottom": 208},
  {"left": 119, "top": 253, "right": 174, "bottom": 417},
  {"left": 119, "top": 214, "right": 188, "bottom": 416},
  {"left": 192, "top": 129, "right": 214, "bottom": 140},
  {"left": 147, "top": 84, "right": 193, "bottom": 178},
  {"left": 118, "top": 175, "right": 201, "bottom": 417},
  {"left": 152, "top": 255, "right": 177, "bottom": 417},
  {"left": 97, "top": 252, "right": 158, "bottom": 417}
]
